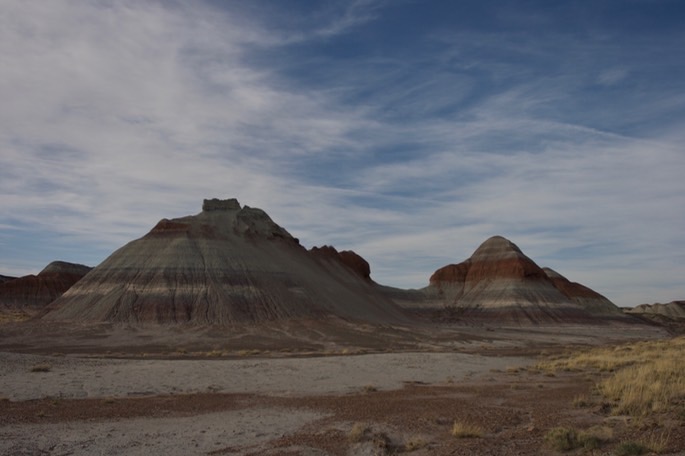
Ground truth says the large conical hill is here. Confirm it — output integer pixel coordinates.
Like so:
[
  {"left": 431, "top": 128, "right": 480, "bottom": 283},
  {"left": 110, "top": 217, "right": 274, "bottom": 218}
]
[{"left": 43, "top": 199, "right": 408, "bottom": 325}]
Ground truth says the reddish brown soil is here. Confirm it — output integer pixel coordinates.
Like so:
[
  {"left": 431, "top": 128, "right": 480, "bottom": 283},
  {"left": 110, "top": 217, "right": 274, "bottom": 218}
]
[{"left": 3, "top": 368, "right": 683, "bottom": 455}]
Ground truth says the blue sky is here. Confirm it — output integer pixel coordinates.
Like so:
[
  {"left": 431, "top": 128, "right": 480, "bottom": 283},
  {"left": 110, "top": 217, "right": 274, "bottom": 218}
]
[{"left": 1, "top": 0, "right": 684, "bottom": 306}]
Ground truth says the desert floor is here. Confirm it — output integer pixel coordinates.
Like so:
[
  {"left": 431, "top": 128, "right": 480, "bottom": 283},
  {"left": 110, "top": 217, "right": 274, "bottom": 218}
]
[{"left": 1, "top": 321, "right": 683, "bottom": 455}]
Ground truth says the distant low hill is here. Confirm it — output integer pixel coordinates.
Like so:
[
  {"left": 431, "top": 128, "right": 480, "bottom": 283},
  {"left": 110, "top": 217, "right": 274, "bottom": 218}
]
[
  {"left": 387, "top": 236, "right": 628, "bottom": 325},
  {"left": 0, "top": 261, "right": 91, "bottom": 314},
  {"left": 626, "top": 301, "right": 685, "bottom": 324}
]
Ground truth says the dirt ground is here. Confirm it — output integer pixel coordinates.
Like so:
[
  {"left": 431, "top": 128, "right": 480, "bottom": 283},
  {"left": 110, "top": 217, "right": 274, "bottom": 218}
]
[{"left": 1, "top": 320, "right": 682, "bottom": 455}]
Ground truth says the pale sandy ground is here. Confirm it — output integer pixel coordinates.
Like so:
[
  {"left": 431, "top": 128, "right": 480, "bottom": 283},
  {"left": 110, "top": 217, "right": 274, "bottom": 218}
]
[
  {"left": 1, "top": 408, "right": 326, "bottom": 456},
  {"left": 0, "top": 324, "right": 669, "bottom": 455},
  {"left": 1, "top": 351, "right": 529, "bottom": 455},
  {"left": 0, "top": 351, "right": 530, "bottom": 401}
]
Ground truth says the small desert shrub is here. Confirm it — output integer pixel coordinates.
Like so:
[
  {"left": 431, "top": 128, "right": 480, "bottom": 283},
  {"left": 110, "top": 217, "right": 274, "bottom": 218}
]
[
  {"left": 678, "top": 408, "right": 685, "bottom": 421},
  {"left": 362, "top": 384, "right": 378, "bottom": 393},
  {"left": 451, "top": 420, "right": 483, "bottom": 438},
  {"left": 404, "top": 436, "right": 427, "bottom": 451},
  {"left": 348, "top": 422, "right": 370, "bottom": 443},
  {"left": 614, "top": 441, "right": 648, "bottom": 456},
  {"left": 30, "top": 364, "right": 51, "bottom": 373},
  {"left": 545, "top": 426, "right": 610, "bottom": 452},
  {"left": 572, "top": 394, "right": 592, "bottom": 408},
  {"left": 544, "top": 427, "right": 578, "bottom": 452}
]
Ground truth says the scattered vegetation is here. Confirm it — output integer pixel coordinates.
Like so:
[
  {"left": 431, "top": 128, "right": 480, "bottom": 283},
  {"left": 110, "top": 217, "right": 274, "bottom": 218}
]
[
  {"left": 614, "top": 441, "right": 648, "bottom": 456},
  {"left": 30, "top": 364, "right": 51, "bottom": 373},
  {"left": 537, "top": 336, "right": 685, "bottom": 416},
  {"left": 347, "top": 422, "right": 392, "bottom": 452},
  {"left": 0, "top": 311, "right": 31, "bottom": 323},
  {"left": 362, "top": 384, "right": 378, "bottom": 393},
  {"left": 572, "top": 394, "right": 592, "bottom": 408},
  {"left": 544, "top": 426, "right": 612, "bottom": 452},
  {"left": 544, "top": 427, "right": 578, "bottom": 452},
  {"left": 348, "top": 422, "right": 370, "bottom": 443},
  {"left": 403, "top": 436, "right": 428, "bottom": 451},
  {"left": 451, "top": 420, "right": 484, "bottom": 438}
]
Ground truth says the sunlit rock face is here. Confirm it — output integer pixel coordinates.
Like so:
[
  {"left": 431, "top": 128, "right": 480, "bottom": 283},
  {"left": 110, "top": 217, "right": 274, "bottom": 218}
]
[
  {"left": 43, "top": 199, "right": 407, "bottom": 325},
  {"left": 0, "top": 261, "right": 91, "bottom": 313},
  {"left": 425, "top": 236, "right": 625, "bottom": 324}
]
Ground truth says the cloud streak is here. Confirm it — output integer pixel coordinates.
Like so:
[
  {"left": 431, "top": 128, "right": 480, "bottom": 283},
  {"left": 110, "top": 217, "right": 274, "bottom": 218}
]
[{"left": 1, "top": 0, "right": 683, "bottom": 307}]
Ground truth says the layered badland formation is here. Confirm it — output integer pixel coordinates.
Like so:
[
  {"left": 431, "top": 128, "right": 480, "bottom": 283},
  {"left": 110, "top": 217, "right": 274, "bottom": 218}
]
[
  {"left": 414, "top": 236, "right": 625, "bottom": 323},
  {"left": 43, "top": 199, "right": 406, "bottom": 325},
  {"left": 3, "top": 198, "right": 638, "bottom": 326},
  {"left": 0, "top": 261, "right": 91, "bottom": 314}
]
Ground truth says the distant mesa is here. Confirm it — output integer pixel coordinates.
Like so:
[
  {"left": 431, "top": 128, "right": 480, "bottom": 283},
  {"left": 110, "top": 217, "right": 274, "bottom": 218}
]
[
  {"left": 0, "top": 261, "right": 91, "bottom": 315},
  {"left": 626, "top": 301, "right": 685, "bottom": 324},
  {"left": 406, "top": 236, "right": 627, "bottom": 324},
  {"left": 42, "top": 198, "right": 407, "bottom": 325}
]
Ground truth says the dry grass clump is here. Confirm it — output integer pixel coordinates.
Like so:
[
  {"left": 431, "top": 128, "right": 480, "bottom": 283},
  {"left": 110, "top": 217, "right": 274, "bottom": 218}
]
[
  {"left": 0, "top": 311, "right": 31, "bottom": 323},
  {"left": 348, "top": 422, "right": 370, "bottom": 443},
  {"left": 30, "top": 364, "right": 51, "bottom": 373},
  {"left": 362, "top": 384, "right": 378, "bottom": 393},
  {"left": 537, "top": 336, "right": 685, "bottom": 416},
  {"left": 544, "top": 426, "right": 611, "bottom": 452},
  {"left": 451, "top": 420, "right": 484, "bottom": 438},
  {"left": 614, "top": 441, "right": 648, "bottom": 456},
  {"left": 347, "top": 422, "right": 392, "bottom": 453},
  {"left": 403, "top": 436, "right": 428, "bottom": 451}
]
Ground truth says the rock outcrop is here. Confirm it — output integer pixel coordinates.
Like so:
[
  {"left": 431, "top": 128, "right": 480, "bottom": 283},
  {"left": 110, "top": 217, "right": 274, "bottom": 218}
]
[
  {"left": 309, "top": 246, "right": 371, "bottom": 281},
  {"left": 419, "top": 236, "right": 625, "bottom": 324},
  {"left": 626, "top": 301, "right": 685, "bottom": 323},
  {"left": 0, "top": 261, "right": 91, "bottom": 314},
  {"left": 43, "top": 199, "right": 407, "bottom": 325}
]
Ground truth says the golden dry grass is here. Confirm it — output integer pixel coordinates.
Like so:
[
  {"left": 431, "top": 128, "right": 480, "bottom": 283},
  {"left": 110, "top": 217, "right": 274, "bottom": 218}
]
[
  {"left": 537, "top": 336, "right": 685, "bottom": 416},
  {"left": 451, "top": 420, "right": 484, "bottom": 438},
  {"left": 0, "top": 311, "right": 31, "bottom": 323}
]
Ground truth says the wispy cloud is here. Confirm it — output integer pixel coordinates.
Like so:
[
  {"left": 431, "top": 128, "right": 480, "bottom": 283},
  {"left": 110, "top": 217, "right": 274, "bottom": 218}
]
[{"left": 1, "top": 1, "right": 683, "bottom": 307}]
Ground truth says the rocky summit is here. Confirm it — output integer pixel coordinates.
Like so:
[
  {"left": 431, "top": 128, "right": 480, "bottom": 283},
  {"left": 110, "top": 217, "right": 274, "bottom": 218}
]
[
  {"left": 421, "top": 236, "right": 626, "bottom": 324},
  {"left": 42, "top": 199, "right": 407, "bottom": 325}
]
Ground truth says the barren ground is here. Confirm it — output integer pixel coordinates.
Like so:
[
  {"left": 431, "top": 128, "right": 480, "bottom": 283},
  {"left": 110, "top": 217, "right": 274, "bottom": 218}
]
[{"left": 1, "top": 321, "right": 682, "bottom": 455}]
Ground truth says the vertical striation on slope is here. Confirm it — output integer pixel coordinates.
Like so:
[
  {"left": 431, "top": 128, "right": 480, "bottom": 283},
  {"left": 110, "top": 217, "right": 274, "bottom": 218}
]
[{"left": 43, "top": 199, "right": 408, "bottom": 325}]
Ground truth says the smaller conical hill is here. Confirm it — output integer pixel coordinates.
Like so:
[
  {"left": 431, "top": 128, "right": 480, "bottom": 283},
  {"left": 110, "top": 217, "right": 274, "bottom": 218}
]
[{"left": 424, "top": 236, "right": 624, "bottom": 324}]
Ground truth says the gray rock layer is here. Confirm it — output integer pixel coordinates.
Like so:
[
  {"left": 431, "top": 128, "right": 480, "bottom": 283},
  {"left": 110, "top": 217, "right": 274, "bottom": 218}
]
[{"left": 43, "top": 199, "right": 407, "bottom": 325}]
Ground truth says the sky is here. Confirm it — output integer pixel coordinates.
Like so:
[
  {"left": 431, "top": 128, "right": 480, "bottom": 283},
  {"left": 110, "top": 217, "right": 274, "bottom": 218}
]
[{"left": 1, "top": 0, "right": 684, "bottom": 307}]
